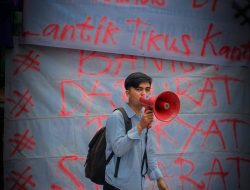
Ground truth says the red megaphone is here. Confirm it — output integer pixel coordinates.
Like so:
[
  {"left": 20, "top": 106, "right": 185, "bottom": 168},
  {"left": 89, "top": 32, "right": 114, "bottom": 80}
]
[{"left": 139, "top": 91, "right": 180, "bottom": 122}]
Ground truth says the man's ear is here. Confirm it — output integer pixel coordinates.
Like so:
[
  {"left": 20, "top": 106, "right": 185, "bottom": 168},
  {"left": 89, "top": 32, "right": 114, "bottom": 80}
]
[{"left": 125, "top": 89, "right": 129, "bottom": 97}]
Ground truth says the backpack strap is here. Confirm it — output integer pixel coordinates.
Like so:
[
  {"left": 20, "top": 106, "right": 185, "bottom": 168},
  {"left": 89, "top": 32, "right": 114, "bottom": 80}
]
[
  {"left": 115, "top": 107, "right": 132, "bottom": 133},
  {"left": 106, "top": 152, "right": 114, "bottom": 165}
]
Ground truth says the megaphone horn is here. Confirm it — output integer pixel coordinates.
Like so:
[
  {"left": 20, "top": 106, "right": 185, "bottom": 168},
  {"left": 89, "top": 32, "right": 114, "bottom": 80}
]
[{"left": 139, "top": 91, "right": 180, "bottom": 122}]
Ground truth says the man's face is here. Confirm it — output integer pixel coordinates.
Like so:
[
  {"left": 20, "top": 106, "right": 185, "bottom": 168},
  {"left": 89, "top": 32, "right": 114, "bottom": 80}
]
[{"left": 126, "top": 82, "right": 151, "bottom": 106}]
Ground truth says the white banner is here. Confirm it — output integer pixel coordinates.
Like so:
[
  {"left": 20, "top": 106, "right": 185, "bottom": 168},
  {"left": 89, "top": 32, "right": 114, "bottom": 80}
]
[{"left": 4, "top": 38, "right": 250, "bottom": 189}]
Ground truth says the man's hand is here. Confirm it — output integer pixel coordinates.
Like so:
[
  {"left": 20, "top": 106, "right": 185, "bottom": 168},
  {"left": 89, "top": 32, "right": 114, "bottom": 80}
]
[
  {"left": 157, "top": 177, "right": 169, "bottom": 190},
  {"left": 137, "top": 109, "right": 154, "bottom": 134},
  {"left": 140, "top": 109, "right": 154, "bottom": 128}
]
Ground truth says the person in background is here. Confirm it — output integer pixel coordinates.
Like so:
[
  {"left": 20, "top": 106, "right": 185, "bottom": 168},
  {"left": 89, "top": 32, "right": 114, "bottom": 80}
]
[{"left": 105, "top": 72, "right": 169, "bottom": 190}]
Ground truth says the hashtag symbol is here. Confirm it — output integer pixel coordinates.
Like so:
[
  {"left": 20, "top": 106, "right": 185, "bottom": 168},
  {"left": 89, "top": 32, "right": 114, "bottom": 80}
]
[
  {"left": 232, "top": 0, "right": 250, "bottom": 26},
  {"left": 7, "top": 89, "right": 34, "bottom": 118},
  {"left": 13, "top": 50, "right": 40, "bottom": 76},
  {"left": 6, "top": 166, "right": 36, "bottom": 190},
  {"left": 9, "top": 129, "right": 36, "bottom": 156}
]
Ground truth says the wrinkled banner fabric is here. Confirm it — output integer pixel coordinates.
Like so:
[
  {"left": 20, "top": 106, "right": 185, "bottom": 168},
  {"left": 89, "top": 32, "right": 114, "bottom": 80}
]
[{"left": 4, "top": 0, "right": 250, "bottom": 190}]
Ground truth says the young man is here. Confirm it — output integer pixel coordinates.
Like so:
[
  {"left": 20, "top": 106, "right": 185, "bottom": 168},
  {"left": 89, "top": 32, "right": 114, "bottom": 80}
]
[{"left": 105, "top": 72, "right": 169, "bottom": 190}]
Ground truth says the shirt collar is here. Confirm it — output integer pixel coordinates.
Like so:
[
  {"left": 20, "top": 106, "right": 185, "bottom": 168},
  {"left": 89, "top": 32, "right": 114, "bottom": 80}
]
[{"left": 123, "top": 103, "right": 142, "bottom": 118}]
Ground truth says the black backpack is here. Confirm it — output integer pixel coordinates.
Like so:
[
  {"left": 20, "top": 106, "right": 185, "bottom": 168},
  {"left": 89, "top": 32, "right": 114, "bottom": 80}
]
[{"left": 84, "top": 107, "right": 132, "bottom": 185}]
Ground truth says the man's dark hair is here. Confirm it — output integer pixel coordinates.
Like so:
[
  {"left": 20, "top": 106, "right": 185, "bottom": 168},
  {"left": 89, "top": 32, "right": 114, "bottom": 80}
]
[{"left": 124, "top": 72, "right": 152, "bottom": 90}]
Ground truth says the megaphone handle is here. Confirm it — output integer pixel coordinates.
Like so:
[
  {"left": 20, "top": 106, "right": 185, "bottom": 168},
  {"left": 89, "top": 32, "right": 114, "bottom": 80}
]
[{"left": 144, "top": 107, "right": 153, "bottom": 128}]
